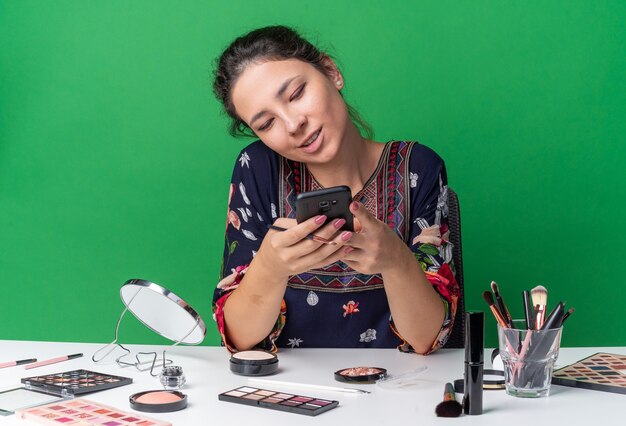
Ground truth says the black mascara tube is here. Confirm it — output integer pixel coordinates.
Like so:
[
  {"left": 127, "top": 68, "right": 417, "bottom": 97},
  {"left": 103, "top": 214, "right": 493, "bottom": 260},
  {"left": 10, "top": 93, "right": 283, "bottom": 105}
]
[{"left": 463, "top": 311, "right": 484, "bottom": 415}]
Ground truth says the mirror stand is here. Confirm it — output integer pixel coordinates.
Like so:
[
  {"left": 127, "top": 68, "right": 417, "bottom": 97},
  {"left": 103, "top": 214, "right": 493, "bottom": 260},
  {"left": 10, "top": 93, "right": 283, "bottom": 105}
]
[{"left": 92, "top": 280, "right": 206, "bottom": 376}]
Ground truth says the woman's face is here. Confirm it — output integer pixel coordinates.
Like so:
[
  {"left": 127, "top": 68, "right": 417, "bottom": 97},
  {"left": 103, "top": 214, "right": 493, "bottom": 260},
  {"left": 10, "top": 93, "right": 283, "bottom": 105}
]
[{"left": 231, "top": 58, "right": 349, "bottom": 164}]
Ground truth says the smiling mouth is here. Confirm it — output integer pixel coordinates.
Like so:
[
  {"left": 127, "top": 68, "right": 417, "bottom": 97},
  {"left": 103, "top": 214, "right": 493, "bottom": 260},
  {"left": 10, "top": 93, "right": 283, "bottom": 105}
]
[{"left": 300, "top": 128, "right": 321, "bottom": 148}]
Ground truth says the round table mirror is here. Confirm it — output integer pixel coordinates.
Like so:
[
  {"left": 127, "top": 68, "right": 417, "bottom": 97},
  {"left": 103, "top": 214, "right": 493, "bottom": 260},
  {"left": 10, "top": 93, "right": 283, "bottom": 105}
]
[{"left": 120, "top": 279, "right": 206, "bottom": 345}]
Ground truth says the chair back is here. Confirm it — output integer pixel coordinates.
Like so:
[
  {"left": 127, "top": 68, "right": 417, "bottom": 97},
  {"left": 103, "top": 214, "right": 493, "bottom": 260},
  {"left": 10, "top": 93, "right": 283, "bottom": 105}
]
[{"left": 443, "top": 188, "right": 465, "bottom": 348}]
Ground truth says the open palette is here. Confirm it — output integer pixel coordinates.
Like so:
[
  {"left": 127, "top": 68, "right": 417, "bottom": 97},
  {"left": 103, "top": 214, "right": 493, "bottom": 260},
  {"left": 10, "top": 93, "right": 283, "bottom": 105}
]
[
  {"left": 551, "top": 352, "right": 626, "bottom": 394},
  {"left": 16, "top": 398, "right": 170, "bottom": 425},
  {"left": 21, "top": 370, "right": 132, "bottom": 397},
  {"left": 218, "top": 386, "right": 338, "bottom": 416}
]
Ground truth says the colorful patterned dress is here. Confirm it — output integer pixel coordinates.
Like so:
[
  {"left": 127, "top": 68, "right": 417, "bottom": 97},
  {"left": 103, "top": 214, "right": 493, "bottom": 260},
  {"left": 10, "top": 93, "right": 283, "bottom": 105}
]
[{"left": 212, "top": 140, "right": 459, "bottom": 353}]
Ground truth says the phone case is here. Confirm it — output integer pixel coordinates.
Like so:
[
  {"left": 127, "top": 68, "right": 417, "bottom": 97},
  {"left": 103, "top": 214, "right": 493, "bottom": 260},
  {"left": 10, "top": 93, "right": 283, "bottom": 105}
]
[{"left": 295, "top": 186, "right": 354, "bottom": 232}]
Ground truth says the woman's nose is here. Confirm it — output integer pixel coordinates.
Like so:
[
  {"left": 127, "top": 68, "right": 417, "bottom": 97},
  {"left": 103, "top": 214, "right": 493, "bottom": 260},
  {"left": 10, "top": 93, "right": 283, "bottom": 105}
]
[{"left": 285, "top": 113, "right": 306, "bottom": 136}]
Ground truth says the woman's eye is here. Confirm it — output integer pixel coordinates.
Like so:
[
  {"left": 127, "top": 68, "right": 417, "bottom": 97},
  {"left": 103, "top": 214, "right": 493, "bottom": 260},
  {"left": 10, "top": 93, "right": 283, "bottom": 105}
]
[
  {"left": 289, "top": 83, "right": 306, "bottom": 101},
  {"left": 258, "top": 118, "right": 274, "bottom": 131}
]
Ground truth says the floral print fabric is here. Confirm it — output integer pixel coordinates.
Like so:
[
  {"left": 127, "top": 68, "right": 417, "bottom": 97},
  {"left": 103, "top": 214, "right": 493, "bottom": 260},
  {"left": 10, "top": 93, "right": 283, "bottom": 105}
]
[{"left": 212, "top": 141, "right": 459, "bottom": 354}]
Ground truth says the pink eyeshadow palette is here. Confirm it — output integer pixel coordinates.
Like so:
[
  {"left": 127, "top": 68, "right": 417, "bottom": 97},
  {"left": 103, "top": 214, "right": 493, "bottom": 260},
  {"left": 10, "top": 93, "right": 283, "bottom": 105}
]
[
  {"left": 16, "top": 398, "right": 171, "bottom": 425},
  {"left": 552, "top": 352, "right": 626, "bottom": 394},
  {"left": 218, "top": 386, "right": 338, "bottom": 416},
  {"left": 22, "top": 370, "right": 132, "bottom": 397}
]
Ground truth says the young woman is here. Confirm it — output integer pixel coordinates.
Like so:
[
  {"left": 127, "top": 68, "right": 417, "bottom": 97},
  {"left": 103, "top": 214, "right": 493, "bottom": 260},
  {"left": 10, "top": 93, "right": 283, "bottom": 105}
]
[{"left": 212, "top": 25, "right": 459, "bottom": 354}]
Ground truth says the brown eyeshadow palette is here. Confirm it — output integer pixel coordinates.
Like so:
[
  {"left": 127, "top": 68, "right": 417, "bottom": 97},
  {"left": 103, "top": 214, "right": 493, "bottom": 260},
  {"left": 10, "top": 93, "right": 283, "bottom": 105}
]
[
  {"left": 21, "top": 369, "right": 132, "bottom": 397},
  {"left": 551, "top": 352, "right": 626, "bottom": 395},
  {"left": 218, "top": 386, "right": 339, "bottom": 416}
]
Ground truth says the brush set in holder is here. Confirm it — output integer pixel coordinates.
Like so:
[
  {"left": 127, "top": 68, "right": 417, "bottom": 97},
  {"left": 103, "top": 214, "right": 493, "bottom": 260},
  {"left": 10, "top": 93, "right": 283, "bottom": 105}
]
[{"left": 483, "top": 282, "right": 572, "bottom": 397}]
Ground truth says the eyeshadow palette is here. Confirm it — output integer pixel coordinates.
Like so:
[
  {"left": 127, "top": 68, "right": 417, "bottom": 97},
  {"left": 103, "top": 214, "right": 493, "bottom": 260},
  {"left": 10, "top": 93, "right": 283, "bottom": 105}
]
[
  {"left": 218, "top": 386, "right": 338, "bottom": 416},
  {"left": 551, "top": 352, "right": 626, "bottom": 394},
  {"left": 0, "top": 388, "right": 65, "bottom": 416},
  {"left": 16, "top": 398, "right": 170, "bottom": 426},
  {"left": 21, "top": 370, "right": 132, "bottom": 397}
]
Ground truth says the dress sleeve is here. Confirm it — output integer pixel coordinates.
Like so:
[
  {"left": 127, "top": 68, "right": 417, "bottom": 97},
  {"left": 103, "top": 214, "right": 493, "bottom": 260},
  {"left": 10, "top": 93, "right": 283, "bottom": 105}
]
[
  {"left": 211, "top": 143, "right": 286, "bottom": 353},
  {"left": 391, "top": 144, "right": 460, "bottom": 354}
]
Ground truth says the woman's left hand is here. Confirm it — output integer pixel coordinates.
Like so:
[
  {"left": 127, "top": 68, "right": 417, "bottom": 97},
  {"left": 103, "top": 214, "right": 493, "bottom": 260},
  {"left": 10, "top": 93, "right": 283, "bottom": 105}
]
[{"left": 341, "top": 201, "right": 409, "bottom": 274}]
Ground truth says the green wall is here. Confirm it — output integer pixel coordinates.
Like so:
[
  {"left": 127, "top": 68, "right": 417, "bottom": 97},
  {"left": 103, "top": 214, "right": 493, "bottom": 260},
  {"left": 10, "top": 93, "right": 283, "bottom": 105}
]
[{"left": 1, "top": 1, "right": 624, "bottom": 348}]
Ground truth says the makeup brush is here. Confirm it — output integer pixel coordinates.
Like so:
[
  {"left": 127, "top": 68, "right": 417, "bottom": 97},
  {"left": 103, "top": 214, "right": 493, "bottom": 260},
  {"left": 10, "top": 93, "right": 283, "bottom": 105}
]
[
  {"left": 522, "top": 290, "right": 535, "bottom": 330},
  {"left": 525, "top": 302, "right": 565, "bottom": 388},
  {"left": 435, "top": 382, "right": 462, "bottom": 418},
  {"left": 531, "top": 285, "right": 548, "bottom": 329},
  {"left": 540, "top": 301, "right": 565, "bottom": 331},
  {"left": 482, "top": 291, "right": 508, "bottom": 327},
  {"left": 490, "top": 281, "right": 512, "bottom": 327},
  {"left": 562, "top": 307, "right": 575, "bottom": 324}
]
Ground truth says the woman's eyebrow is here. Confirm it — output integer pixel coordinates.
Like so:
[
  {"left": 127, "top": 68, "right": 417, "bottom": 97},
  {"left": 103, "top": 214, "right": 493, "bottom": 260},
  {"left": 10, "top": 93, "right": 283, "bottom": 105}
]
[
  {"left": 276, "top": 76, "right": 299, "bottom": 98},
  {"left": 249, "top": 75, "right": 301, "bottom": 126}
]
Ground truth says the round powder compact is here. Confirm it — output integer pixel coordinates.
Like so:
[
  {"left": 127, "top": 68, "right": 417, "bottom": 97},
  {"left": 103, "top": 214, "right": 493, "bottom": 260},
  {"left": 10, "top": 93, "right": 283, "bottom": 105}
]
[
  {"left": 129, "top": 390, "right": 187, "bottom": 413},
  {"left": 229, "top": 350, "right": 278, "bottom": 376},
  {"left": 334, "top": 366, "right": 387, "bottom": 383}
]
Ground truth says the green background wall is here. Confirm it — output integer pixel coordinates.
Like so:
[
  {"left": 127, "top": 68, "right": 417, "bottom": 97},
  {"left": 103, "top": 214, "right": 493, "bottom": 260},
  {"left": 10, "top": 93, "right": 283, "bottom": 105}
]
[{"left": 1, "top": 1, "right": 624, "bottom": 349}]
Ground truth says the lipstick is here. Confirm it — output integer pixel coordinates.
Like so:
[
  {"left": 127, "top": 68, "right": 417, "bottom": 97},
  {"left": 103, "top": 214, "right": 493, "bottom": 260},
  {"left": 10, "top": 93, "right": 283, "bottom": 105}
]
[{"left": 463, "top": 311, "right": 484, "bottom": 415}]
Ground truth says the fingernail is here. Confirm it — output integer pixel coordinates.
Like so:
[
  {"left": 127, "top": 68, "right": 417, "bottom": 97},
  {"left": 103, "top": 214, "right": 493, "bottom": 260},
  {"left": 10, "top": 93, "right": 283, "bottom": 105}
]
[
  {"left": 341, "top": 231, "right": 353, "bottom": 241},
  {"left": 344, "top": 246, "right": 354, "bottom": 254},
  {"left": 333, "top": 218, "right": 346, "bottom": 229},
  {"left": 351, "top": 202, "right": 359, "bottom": 210},
  {"left": 315, "top": 215, "right": 327, "bottom": 224}
]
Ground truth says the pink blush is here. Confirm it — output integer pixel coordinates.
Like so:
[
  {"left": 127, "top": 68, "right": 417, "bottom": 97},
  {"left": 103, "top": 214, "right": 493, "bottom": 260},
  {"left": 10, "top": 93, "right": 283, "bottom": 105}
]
[
  {"left": 135, "top": 391, "right": 181, "bottom": 404},
  {"left": 130, "top": 390, "right": 187, "bottom": 412}
]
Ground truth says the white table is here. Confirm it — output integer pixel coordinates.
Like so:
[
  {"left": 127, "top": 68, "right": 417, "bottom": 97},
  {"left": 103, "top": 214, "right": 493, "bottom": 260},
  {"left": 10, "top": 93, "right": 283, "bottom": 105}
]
[{"left": 0, "top": 340, "right": 624, "bottom": 425}]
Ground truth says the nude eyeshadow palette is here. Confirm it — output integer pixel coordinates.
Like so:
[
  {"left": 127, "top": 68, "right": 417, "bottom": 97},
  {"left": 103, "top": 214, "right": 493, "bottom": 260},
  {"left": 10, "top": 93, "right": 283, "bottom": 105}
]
[
  {"left": 21, "top": 370, "right": 133, "bottom": 397},
  {"left": 16, "top": 398, "right": 171, "bottom": 426},
  {"left": 218, "top": 386, "right": 339, "bottom": 416},
  {"left": 551, "top": 352, "right": 626, "bottom": 394}
]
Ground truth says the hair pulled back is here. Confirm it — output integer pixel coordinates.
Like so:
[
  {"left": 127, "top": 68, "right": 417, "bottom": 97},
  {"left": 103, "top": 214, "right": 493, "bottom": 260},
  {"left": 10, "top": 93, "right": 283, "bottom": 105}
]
[{"left": 213, "top": 25, "right": 372, "bottom": 138}]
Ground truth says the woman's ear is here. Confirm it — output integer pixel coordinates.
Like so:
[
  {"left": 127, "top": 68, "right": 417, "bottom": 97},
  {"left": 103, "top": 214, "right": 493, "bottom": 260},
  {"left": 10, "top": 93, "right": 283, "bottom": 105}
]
[{"left": 321, "top": 54, "right": 344, "bottom": 90}]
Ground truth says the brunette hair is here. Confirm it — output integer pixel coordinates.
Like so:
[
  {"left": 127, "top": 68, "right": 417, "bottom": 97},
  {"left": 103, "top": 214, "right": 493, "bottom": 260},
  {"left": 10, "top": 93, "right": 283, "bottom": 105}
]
[{"left": 213, "top": 25, "right": 372, "bottom": 138}]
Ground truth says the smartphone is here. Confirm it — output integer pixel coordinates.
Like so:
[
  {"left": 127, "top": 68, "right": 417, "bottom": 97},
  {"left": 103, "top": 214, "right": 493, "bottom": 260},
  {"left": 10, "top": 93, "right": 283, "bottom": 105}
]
[{"left": 295, "top": 185, "right": 354, "bottom": 232}]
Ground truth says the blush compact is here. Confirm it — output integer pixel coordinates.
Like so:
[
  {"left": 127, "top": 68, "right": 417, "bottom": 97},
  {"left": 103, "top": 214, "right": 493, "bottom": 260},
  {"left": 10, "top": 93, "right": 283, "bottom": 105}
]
[
  {"left": 334, "top": 366, "right": 387, "bottom": 383},
  {"left": 129, "top": 390, "right": 187, "bottom": 413},
  {"left": 229, "top": 350, "right": 279, "bottom": 376}
]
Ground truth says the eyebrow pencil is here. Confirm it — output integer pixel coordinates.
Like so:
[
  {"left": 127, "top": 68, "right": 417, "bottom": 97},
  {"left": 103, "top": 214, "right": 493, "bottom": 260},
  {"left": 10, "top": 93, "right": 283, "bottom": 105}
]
[
  {"left": 24, "top": 353, "right": 83, "bottom": 370},
  {"left": 0, "top": 358, "right": 37, "bottom": 369}
]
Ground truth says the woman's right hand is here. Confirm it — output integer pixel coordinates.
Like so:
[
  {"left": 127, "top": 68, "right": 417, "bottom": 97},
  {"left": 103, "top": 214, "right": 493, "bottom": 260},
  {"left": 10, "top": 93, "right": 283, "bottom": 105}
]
[{"left": 256, "top": 215, "right": 353, "bottom": 277}]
